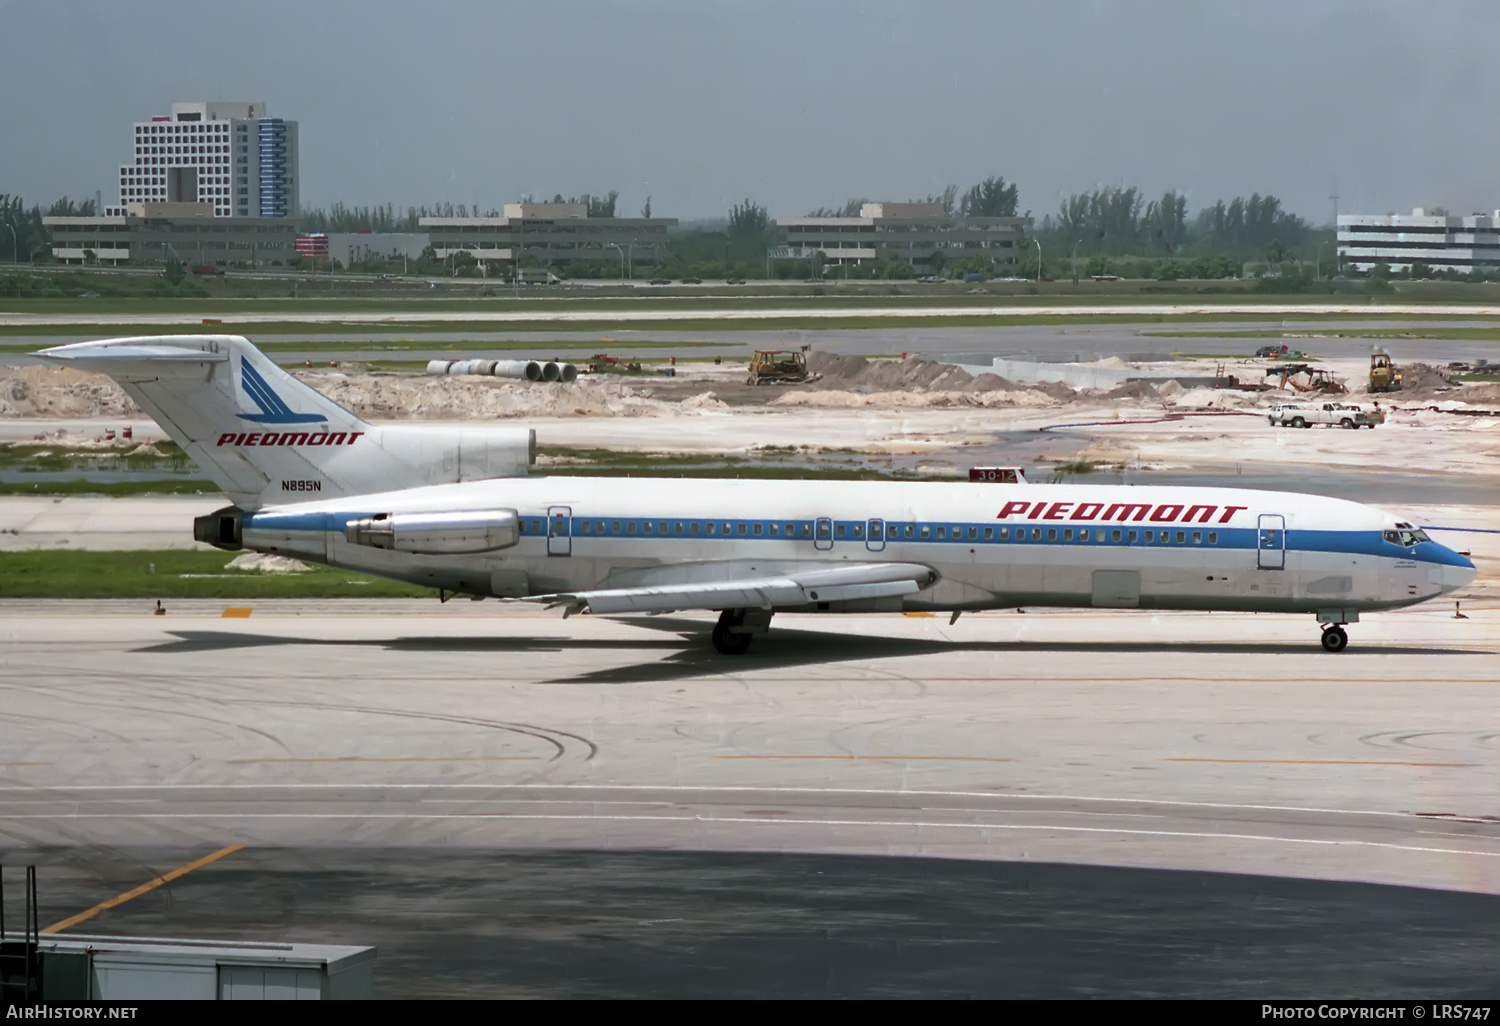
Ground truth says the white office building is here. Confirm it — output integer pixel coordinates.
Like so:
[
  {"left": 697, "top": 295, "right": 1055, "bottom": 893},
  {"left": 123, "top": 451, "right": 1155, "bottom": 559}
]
[
  {"left": 1337, "top": 208, "right": 1500, "bottom": 274},
  {"left": 107, "top": 101, "right": 299, "bottom": 219},
  {"left": 777, "top": 202, "right": 1032, "bottom": 271},
  {"left": 422, "top": 203, "right": 675, "bottom": 273}
]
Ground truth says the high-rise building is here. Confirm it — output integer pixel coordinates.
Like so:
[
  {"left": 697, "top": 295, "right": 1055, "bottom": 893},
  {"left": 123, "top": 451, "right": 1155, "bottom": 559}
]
[{"left": 106, "top": 101, "right": 299, "bottom": 219}]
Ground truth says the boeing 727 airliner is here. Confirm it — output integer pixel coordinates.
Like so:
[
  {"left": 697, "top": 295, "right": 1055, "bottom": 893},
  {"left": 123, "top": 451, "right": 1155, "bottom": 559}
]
[{"left": 40, "top": 335, "right": 1476, "bottom": 654}]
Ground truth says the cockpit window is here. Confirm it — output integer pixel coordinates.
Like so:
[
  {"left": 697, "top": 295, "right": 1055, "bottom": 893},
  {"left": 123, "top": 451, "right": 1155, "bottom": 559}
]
[
  {"left": 1383, "top": 530, "right": 1400, "bottom": 545},
  {"left": 1411, "top": 529, "right": 1430, "bottom": 544}
]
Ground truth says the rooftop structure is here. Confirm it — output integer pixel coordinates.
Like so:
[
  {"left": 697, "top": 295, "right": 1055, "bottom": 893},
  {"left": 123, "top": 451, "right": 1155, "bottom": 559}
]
[
  {"left": 1337, "top": 208, "right": 1500, "bottom": 275},
  {"left": 106, "top": 101, "right": 298, "bottom": 220},
  {"left": 777, "top": 202, "right": 1032, "bottom": 272}
]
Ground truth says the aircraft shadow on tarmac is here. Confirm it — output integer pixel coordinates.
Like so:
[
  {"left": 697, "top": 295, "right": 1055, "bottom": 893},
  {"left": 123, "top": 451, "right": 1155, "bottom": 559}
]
[{"left": 137, "top": 625, "right": 1489, "bottom": 687}]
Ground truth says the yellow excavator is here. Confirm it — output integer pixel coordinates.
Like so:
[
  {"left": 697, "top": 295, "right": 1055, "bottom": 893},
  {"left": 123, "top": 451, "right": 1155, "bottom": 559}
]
[{"left": 1370, "top": 351, "right": 1403, "bottom": 393}]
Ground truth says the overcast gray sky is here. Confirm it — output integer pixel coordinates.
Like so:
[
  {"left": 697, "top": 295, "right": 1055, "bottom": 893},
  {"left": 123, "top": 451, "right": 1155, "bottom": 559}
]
[{"left": 1, "top": 0, "right": 1495, "bottom": 223}]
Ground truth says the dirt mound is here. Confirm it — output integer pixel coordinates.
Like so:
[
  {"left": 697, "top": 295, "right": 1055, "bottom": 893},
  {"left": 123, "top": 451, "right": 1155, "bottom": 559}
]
[
  {"left": 804, "top": 353, "right": 1030, "bottom": 395},
  {"left": 1453, "top": 382, "right": 1500, "bottom": 405},
  {"left": 0, "top": 366, "right": 140, "bottom": 418},
  {"left": 1096, "top": 380, "right": 1160, "bottom": 401},
  {"left": 1398, "top": 362, "right": 1457, "bottom": 396},
  {"left": 770, "top": 388, "right": 1060, "bottom": 409},
  {"left": 302, "top": 372, "right": 669, "bottom": 420}
]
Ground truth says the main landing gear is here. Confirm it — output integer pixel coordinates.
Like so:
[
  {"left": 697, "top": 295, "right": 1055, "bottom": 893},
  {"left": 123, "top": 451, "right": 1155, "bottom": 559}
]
[
  {"left": 1320, "top": 624, "right": 1349, "bottom": 653},
  {"left": 712, "top": 608, "right": 773, "bottom": 655}
]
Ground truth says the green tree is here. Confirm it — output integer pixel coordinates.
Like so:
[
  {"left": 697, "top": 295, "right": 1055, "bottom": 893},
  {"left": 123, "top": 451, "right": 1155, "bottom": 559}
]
[
  {"left": 1152, "top": 258, "right": 1181, "bottom": 281},
  {"left": 1408, "top": 260, "right": 1433, "bottom": 279},
  {"left": 728, "top": 199, "right": 770, "bottom": 238},
  {"left": 163, "top": 259, "right": 185, "bottom": 285},
  {"left": 959, "top": 177, "right": 1019, "bottom": 218}
]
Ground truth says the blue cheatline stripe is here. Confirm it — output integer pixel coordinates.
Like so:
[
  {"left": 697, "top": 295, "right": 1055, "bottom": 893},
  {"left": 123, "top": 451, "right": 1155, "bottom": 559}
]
[{"left": 242, "top": 511, "right": 1470, "bottom": 568}]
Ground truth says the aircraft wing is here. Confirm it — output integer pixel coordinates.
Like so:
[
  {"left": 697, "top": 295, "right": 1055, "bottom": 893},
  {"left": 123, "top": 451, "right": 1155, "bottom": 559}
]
[{"left": 526, "top": 561, "right": 937, "bottom": 616}]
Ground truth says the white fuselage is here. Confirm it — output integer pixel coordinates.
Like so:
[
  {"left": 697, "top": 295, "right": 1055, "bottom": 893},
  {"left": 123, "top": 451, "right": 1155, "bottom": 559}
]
[{"left": 238, "top": 477, "right": 1476, "bottom": 615}]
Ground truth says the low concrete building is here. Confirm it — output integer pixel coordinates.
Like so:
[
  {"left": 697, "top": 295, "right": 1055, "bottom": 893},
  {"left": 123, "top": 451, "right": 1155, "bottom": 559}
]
[
  {"left": 1337, "top": 208, "right": 1500, "bottom": 274},
  {"left": 421, "top": 203, "right": 676, "bottom": 276},
  {"left": 44, "top": 203, "right": 300, "bottom": 266},
  {"left": 777, "top": 202, "right": 1032, "bottom": 272},
  {"left": 33, "top": 933, "right": 374, "bottom": 1000}
]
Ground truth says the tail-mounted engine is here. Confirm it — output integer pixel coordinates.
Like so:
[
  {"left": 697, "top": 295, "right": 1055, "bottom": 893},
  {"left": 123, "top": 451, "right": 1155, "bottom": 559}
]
[{"left": 193, "top": 506, "right": 244, "bottom": 551}]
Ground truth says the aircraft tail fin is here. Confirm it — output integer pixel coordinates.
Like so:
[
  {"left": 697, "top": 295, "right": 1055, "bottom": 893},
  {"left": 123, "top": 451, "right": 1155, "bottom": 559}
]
[{"left": 37, "top": 335, "right": 533, "bottom": 508}]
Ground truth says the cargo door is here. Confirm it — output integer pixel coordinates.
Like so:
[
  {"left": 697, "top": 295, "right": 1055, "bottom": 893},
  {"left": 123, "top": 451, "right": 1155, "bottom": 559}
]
[
  {"left": 547, "top": 505, "right": 572, "bottom": 557},
  {"left": 1257, "top": 513, "right": 1285, "bottom": 570}
]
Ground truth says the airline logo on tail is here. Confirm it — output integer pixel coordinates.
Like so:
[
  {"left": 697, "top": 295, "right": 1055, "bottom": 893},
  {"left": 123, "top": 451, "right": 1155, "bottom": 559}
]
[{"left": 237, "top": 357, "right": 327, "bottom": 424}]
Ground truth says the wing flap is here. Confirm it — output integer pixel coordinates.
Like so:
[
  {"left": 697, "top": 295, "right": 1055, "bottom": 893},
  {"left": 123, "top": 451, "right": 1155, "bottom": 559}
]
[{"left": 527, "top": 561, "right": 936, "bottom": 615}]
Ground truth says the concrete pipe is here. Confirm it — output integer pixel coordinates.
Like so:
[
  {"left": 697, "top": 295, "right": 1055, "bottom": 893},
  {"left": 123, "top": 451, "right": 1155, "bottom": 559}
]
[
  {"left": 473, "top": 360, "right": 499, "bottom": 376},
  {"left": 491, "top": 360, "right": 543, "bottom": 382},
  {"left": 540, "top": 361, "right": 562, "bottom": 382},
  {"left": 558, "top": 362, "right": 579, "bottom": 383},
  {"left": 425, "top": 360, "right": 453, "bottom": 375}
]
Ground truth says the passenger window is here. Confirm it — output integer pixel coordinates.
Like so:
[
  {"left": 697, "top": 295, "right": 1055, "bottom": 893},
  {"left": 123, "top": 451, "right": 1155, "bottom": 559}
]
[
  {"left": 835, "top": 524, "right": 845, "bottom": 539},
  {"left": 580, "top": 522, "right": 591, "bottom": 534},
  {"left": 937, "top": 526, "right": 946, "bottom": 539},
  {"left": 1192, "top": 531, "right": 1201, "bottom": 544},
  {"left": 920, "top": 526, "right": 930, "bottom": 538},
  {"left": 1031, "top": 528, "right": 1041, "bottom": 540},
  {"left": 983, "top": 527, "right": 993, "bottom": 540},
  {"left": 595, "top": 520, "right": 604, "bottom": 532},
  {"left": 659, "top": 522, "right": 669, "bottom": 534},
  {"left": 1112, "top": 529, "right": 1121, "bottom": 542},
  {"left": 1079, "top": 529, "right": 1089, "bottom": 541},
  {"left": 706, "top": 523, "right": 715, "bottom": 535},
  {"left": 690, "top": 522, "right": 700, "bottom": 535},
  {"left": 754, "top": 523, "right": 764, "bottom": 536},
  {"left": 1127, "top": 530, "right": 1138, "bottom": 543},
  {"left": 968, "top": 527, "right": 978, "bottom": 540},
  {"left": 1063, "top": 528, "right": 1073, "bottom": 541},
  {"left": 611, "top": 522, "right": 620, "bottom": 534},
  {"left": 1207, "top": 532, "right": 1217, "bottom": 545},
  {"left": 904, "top": 525, "right": 913, "bottom": 538},
  {"left": 643, "top": 522, "right": 653, "bottom": 534},
  {"left": 1144, "top": 530, "right": 1154, "bottom": 543},
  {"left": 786, "top": 523, "right": 795, "bottom": 536},
  {"left": 674, "top": 522, "right": 684, "bottom": 535},
  {"left": 737, "top": 523, "right": 747, "bottom": 536},
  {"left": 769, "top": 523, "right": 779, "bottom": 536},
  {"left": 724, "top": 522, "right": 733, "bottom": 535},
  {"left": 1047, "top": 528, "right": 1057, "bottom": 541},
  {"left": 627, "top": 522, "right": 636, "bottom": 535},
  {"left": 531, "top": 519, "right": 541, "bottom": 532},
  {"left": 1175, "top": 531, "right": 1186, "bottom": 544},
  {"left": 1160, "top": 532, "right": 1169, "bottom": 544},
  {"left": 853, "top": 524, "right": 864, "bottom": 539},
  {"left": 999, "top": 527, "right": 1009, "bottom": 539}
]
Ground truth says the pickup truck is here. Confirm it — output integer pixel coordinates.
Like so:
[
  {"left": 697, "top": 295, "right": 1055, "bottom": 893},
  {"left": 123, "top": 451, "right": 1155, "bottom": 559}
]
[{"left": 1268, "top": 402, "right": 1383, "bottom": 429}]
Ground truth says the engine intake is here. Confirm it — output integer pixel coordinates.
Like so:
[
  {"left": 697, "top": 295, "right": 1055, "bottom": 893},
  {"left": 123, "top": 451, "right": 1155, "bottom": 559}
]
[{"left": 344, "top": 509, "right": 520, "bottom": 554}]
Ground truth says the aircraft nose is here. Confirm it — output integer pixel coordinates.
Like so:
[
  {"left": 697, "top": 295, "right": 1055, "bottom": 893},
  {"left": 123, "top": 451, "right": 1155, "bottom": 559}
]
[{"left": 1434, "top": 547, "right": 1477, "bottom": 593}]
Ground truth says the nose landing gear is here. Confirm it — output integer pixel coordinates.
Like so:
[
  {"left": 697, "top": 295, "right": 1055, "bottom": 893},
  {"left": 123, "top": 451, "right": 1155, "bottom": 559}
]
[{"left": 1320, "top": 624, "right": 1349, "bottom": 652}]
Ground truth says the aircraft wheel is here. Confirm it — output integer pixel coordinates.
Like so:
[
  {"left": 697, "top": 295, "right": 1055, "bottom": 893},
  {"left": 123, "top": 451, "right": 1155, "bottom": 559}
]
[
  {"left": 1320, "top": 625, "right": 1348, "bottom": 653},
  {"left": 712, "top": 610, "right": 753, "bottom": 655}
]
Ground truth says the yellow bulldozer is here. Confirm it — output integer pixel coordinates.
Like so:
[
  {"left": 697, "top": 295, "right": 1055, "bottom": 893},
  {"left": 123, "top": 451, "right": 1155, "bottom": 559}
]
[
  {"left": 1369, "top": 352, "right": 1403, "bottom": 393},
  {"left": 747, "top": 349, "right": 814, "bottom": 386}
]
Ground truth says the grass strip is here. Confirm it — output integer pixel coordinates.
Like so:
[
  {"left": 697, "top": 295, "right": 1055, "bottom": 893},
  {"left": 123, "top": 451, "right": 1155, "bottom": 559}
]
[
  {"left": 0, "top": 549, "right": 431, "bottom": 599},
  {"left": 0, "top": 479, "right": 220, "bottom": 496}
]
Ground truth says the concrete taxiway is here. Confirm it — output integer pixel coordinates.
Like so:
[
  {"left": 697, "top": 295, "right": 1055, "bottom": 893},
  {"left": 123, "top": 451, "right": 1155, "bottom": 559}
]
[{"left": 2, "top": 601, "right": 1496, "bottom": 894}]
